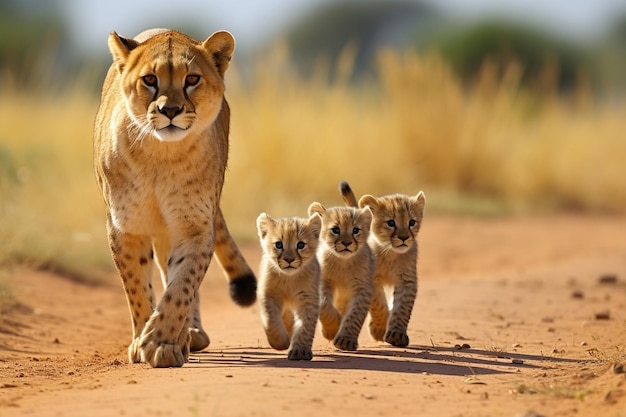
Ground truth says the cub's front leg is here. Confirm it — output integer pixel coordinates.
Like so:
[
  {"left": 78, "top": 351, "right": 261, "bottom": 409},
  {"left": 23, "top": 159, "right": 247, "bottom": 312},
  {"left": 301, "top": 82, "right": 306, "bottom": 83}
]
[
  {"left": 139, "top": 236, "right": 214, "bottom": 367},
  {"left": 318, "top": 284, "right": 342, "bottom": 341},
  {"left": 259, "top": 296, "right": 291, "bottom": 351}
]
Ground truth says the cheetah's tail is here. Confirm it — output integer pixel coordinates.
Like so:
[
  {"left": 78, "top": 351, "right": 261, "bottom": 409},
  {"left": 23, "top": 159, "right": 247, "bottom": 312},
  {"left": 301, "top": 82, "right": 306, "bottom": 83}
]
[{"left": 214, "top": 207, "right": 257, "bottom": 307}]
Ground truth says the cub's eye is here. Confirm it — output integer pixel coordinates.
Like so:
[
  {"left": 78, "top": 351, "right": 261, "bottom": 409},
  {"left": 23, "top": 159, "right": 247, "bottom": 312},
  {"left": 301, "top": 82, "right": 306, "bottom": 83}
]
[
  {"left": 142, "top": 74, "right": 158, "bottom": 87},
  {"left": 185, "top": 74, "right": 200, "bottom": 87},
  {"left": 409, "top": 219, "right": 417, "bottom": 227},
  {"left": 274, "top": 241, "right": 283, "bottom": 250},
  {"left": 297, "top": 241, "right": 306, "bottom": 250},
  {"left": 386, "top": 220, "right": 396, "bottom": 228},
  {"left": 331, "top": 226, "right": 340, "bottom": 235},
  {"left": 352, "top": 227, "right": 360, "bottom": 235}
]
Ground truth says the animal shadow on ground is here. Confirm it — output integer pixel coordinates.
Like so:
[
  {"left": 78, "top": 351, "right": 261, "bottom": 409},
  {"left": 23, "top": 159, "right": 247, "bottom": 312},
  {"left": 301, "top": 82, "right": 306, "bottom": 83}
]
[{"left": 190, "top": 344, "right": 583, "bottom": 376}]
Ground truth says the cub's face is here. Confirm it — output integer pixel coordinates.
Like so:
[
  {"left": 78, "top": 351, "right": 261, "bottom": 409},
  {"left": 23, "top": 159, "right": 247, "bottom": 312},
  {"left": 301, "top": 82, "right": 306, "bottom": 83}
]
[
  {"left": 308, "top": 203, "right": 372, "bottom": 259},
  {"left": 108, "top": 30, "right": 234, "bottom": 143},
  {"left": 359, "top": 192, "right": 425, "bottom": 254},
  {"left": 257, "top": 213, "right": 321, "bottom": 276}
]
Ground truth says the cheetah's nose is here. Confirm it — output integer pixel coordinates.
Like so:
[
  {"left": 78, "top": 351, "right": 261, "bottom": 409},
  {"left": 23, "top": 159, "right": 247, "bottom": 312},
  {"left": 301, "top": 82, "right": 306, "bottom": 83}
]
[{"left": 158, "top": 105, "right": 183, "bottom": 120}]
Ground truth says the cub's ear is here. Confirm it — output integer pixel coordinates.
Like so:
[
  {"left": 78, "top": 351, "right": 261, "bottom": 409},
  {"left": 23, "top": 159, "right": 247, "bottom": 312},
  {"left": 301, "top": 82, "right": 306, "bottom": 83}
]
[
  {"left": 358, "top": 194, "right": 379, "bottom": 212},
  {"left": 413, "top": 191, "right": 426, "bottom": 211},
  {"left": 359, "top": 206, "right": 373, "bottom": 229},
  {"left": 307, "top": 213, "right": 322, "bottom": 240},
  {"left": 307, "top": 202, "right": 326, "bottom": 217},
  {"left": 202, "top": 31, "right": 235, "bottom": 77},
  {"left": 108, "top": 31, "right": 139, "bottom": 72},
  {"left": 256, "top": 212, "right": 274, "bottom": 239}
]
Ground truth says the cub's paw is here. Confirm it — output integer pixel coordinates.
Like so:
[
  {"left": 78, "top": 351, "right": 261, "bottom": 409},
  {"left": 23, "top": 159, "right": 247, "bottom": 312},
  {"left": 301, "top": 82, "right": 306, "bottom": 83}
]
[
  {"left": 288, "top": 347, "right": 313, "bottom": 361},
  {"left": 333, "top": 335, "right": 358, "bottom": 351},
  {"left": 384, "top": 330, "right": 409, "bottom": 347},
  {"left": 267, "top": 332, "right": 291, "bottom": 351},
  {"left": 189, "top": 328, "right": 210, "bottom": 352},
  {"left": 321, "top": 324, "right": 339, "bottom": 342},
  {"left": 368, "top": 322, "right": 386, "bottom": 342}
]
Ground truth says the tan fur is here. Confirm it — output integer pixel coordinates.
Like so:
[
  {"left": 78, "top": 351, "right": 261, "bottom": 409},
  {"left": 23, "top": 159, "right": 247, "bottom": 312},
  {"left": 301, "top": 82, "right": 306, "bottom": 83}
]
[
  {"left": 308, "top": 202, "right": 374, "bottom": 351},
  {"left": 93, "top": 29, "right": 256, "bottom": 368},
  {"left": 340, "top": 181, "right": 425, "bottom": 347},
  {"left": 256, "top": 213, "right": 322, "bottom": 360}
]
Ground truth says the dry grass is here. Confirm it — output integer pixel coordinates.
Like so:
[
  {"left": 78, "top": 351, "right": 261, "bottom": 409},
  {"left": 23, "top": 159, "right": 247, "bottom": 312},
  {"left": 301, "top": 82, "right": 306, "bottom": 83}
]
[{"left": 1, "top": 45, "right": 625, "bottom": 274}]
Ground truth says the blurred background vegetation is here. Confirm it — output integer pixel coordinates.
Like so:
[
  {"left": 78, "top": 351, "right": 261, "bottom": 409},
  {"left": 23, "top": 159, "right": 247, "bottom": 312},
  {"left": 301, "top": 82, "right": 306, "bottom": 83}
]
[{"left": 1, "top": 0, "right": 625, "bottom": 281}]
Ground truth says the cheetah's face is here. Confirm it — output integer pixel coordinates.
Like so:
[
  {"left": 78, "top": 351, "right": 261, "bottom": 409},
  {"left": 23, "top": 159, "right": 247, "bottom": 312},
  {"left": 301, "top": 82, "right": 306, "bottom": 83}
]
[{"left": 110, "top": 30, "right": 234, "bottom": 143}]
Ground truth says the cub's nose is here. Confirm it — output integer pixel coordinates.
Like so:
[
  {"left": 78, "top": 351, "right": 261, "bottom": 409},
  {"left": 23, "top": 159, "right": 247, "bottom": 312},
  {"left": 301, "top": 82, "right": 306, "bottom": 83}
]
[{"left": 158, "top": 105, "right": 183, "bottom": 120}]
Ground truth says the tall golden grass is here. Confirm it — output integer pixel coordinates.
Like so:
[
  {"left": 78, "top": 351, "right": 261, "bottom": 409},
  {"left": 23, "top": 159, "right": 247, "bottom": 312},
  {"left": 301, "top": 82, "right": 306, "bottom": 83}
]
[{"left": 1, "top": 45, "right": 625, "bottom": 275}]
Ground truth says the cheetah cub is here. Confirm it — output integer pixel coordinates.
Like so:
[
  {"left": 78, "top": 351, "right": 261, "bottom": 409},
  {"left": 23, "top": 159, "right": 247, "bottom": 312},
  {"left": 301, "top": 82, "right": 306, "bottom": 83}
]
[
  {"left": 256, "top": 213, "right": 322, "bottom": 360},
  {"left": 307, "top": 201, "right": 374, "bottom": 351},
  {"left": 340, "top": 181, "right": 425, "bottom": 347}
]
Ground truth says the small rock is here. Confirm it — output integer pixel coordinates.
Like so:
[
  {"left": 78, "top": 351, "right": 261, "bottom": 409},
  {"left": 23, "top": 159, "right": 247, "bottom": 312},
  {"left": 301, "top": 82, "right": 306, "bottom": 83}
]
[
  {"left": 53, "top": 338, "right": 61, "bottom": 344},
  {"left": 516, "top": 411, "right": 546, "bottom": 417},
  {"left": 462, "top": 343, "right": 471, "bottom": 349},
  {"left": 580, "top": 341, "right": 587, "bottom": 346},
  {"left": 598, "top": 274, "right": 618, "bottom": 285},
  {"left": 512, "top": 359, "right": 524, "bottom": 365},
  {"left": 595, "top": 310, "right": 611, "bottom": 320},
  {"left": 571, "top": 290, "right": 584, "bottom": 299},
  {"left": 614, "top": 363, "right": 625, "bottom": 374},
  {"left": 512, "top": 343, "right": 522, "bottom": 348}
]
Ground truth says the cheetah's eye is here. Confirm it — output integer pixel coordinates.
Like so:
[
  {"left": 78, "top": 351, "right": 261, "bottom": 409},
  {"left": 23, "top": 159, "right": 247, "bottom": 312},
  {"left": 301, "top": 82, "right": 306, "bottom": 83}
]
[
  {"left": 386, "top": 219, "right": 396, "bottom": 228},
  {"left": 409, "top": 219, "right": 417, "bottom": 227},
  {"left": 274, "top": 241, "right": 283, "bottom": 250},
  {"left": 352, "top": 227, "right": 360, "bottom": 235},
  {"left": 331, "top": 226, "right": 340, "bottom": 235},
  {"left": 142, "top": 74, "right": 158, "bottom": 87},
  {"left": 297, "top": 241, "right": 306, "bottom": 250},
  {"left": 185, "top": 74, "right": 200, "bottom": 87}
]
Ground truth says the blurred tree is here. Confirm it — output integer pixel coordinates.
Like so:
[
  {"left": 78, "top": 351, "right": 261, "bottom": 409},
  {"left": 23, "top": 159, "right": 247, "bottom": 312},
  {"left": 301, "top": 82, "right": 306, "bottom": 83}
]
[
  {"left": 0, "top": 0, "right": 69, "bottom": 87},
  {"left": 285, "top": 0, "right": 438, "bottom": 79},
  {"left": 425, "top": 20, "right": 590, "bottom": 92}
]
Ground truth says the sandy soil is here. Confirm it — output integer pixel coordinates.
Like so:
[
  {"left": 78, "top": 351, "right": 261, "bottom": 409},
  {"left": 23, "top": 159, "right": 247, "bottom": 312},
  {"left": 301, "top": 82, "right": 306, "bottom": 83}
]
[{"left": 1, "top": 215, "right": 625, "bottom": 417}]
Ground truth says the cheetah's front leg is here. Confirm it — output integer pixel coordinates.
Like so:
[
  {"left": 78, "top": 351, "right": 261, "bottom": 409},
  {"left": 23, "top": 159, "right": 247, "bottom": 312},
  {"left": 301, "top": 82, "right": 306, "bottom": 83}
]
[
  {"left": 139, "top": 237, "right": 214, "bottom": 367},
  {"left": 107, "top": 221, "right": 156, "bottom": 364}
]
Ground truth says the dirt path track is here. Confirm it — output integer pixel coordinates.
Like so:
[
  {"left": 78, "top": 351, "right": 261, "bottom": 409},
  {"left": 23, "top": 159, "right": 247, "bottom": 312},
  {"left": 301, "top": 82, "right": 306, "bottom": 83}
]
[{"left": 1, "top": 215, "right": 625, "bottom": 416}]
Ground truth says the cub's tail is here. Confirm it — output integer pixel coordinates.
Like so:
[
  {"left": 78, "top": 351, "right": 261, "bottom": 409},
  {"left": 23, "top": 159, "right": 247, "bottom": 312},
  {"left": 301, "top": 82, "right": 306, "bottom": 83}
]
[
  {"left": 339, "top": 180, "right": 358, "bottom": 207},
  {"left": 214, "top": 207, "right": 257, "bottom": 306}
]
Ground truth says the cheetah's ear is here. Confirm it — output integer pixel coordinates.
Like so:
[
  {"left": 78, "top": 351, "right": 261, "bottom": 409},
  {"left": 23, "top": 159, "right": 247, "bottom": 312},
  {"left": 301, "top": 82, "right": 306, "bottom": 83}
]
[
  {"left": 307, "top": 213, "right": 322, "bottom": 240},
  {"left": 358, "top": 194, "right": 379, "bottom": 212},
  {"left": 256, "top": 212, "right": 274, "bottom": 239},
  {"left": 108, "top": 31, "right": 139, "bottom": 73},
  {"left": 202, "top": 31, "right": 235, "bottom": 77},
  {"left": 307, "top": 202, "right": 326, "bottom": 217}
]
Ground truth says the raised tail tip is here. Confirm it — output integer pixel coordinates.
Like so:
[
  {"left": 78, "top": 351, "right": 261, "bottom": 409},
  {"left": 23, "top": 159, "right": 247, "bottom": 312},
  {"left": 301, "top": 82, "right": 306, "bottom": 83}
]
[
  {"left": 339, "top": 180, "right": 358, "bottom": 207},
  {"left": 229, "top": 273, "right": 257, "bottom": 306}
]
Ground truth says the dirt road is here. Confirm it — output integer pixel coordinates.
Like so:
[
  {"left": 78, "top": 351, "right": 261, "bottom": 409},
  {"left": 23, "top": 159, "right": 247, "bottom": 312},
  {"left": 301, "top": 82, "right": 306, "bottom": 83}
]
[{"left": 1, "top": 215, "right": 625, "bottom": 416}]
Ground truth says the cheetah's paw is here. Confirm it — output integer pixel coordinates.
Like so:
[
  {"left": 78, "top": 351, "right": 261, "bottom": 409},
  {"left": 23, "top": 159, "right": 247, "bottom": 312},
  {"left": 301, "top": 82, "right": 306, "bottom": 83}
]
[{"left": 189, "top": 328, "right": 210, "bottom": 352}]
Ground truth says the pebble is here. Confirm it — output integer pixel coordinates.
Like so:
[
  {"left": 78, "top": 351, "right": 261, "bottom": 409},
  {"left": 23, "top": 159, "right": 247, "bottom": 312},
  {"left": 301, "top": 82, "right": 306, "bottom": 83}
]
[
  {"left": 595, "top": 310, "right": 611, "bottom": 320},
  {"left": 614, "top": 363, "right": 625, "bottom": 374},
  {"left": 571, "top": 290, "right": 584, "bottom": 299},
  {"left": 598, "top": 274, "right": 618, "bottom": 285}
]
